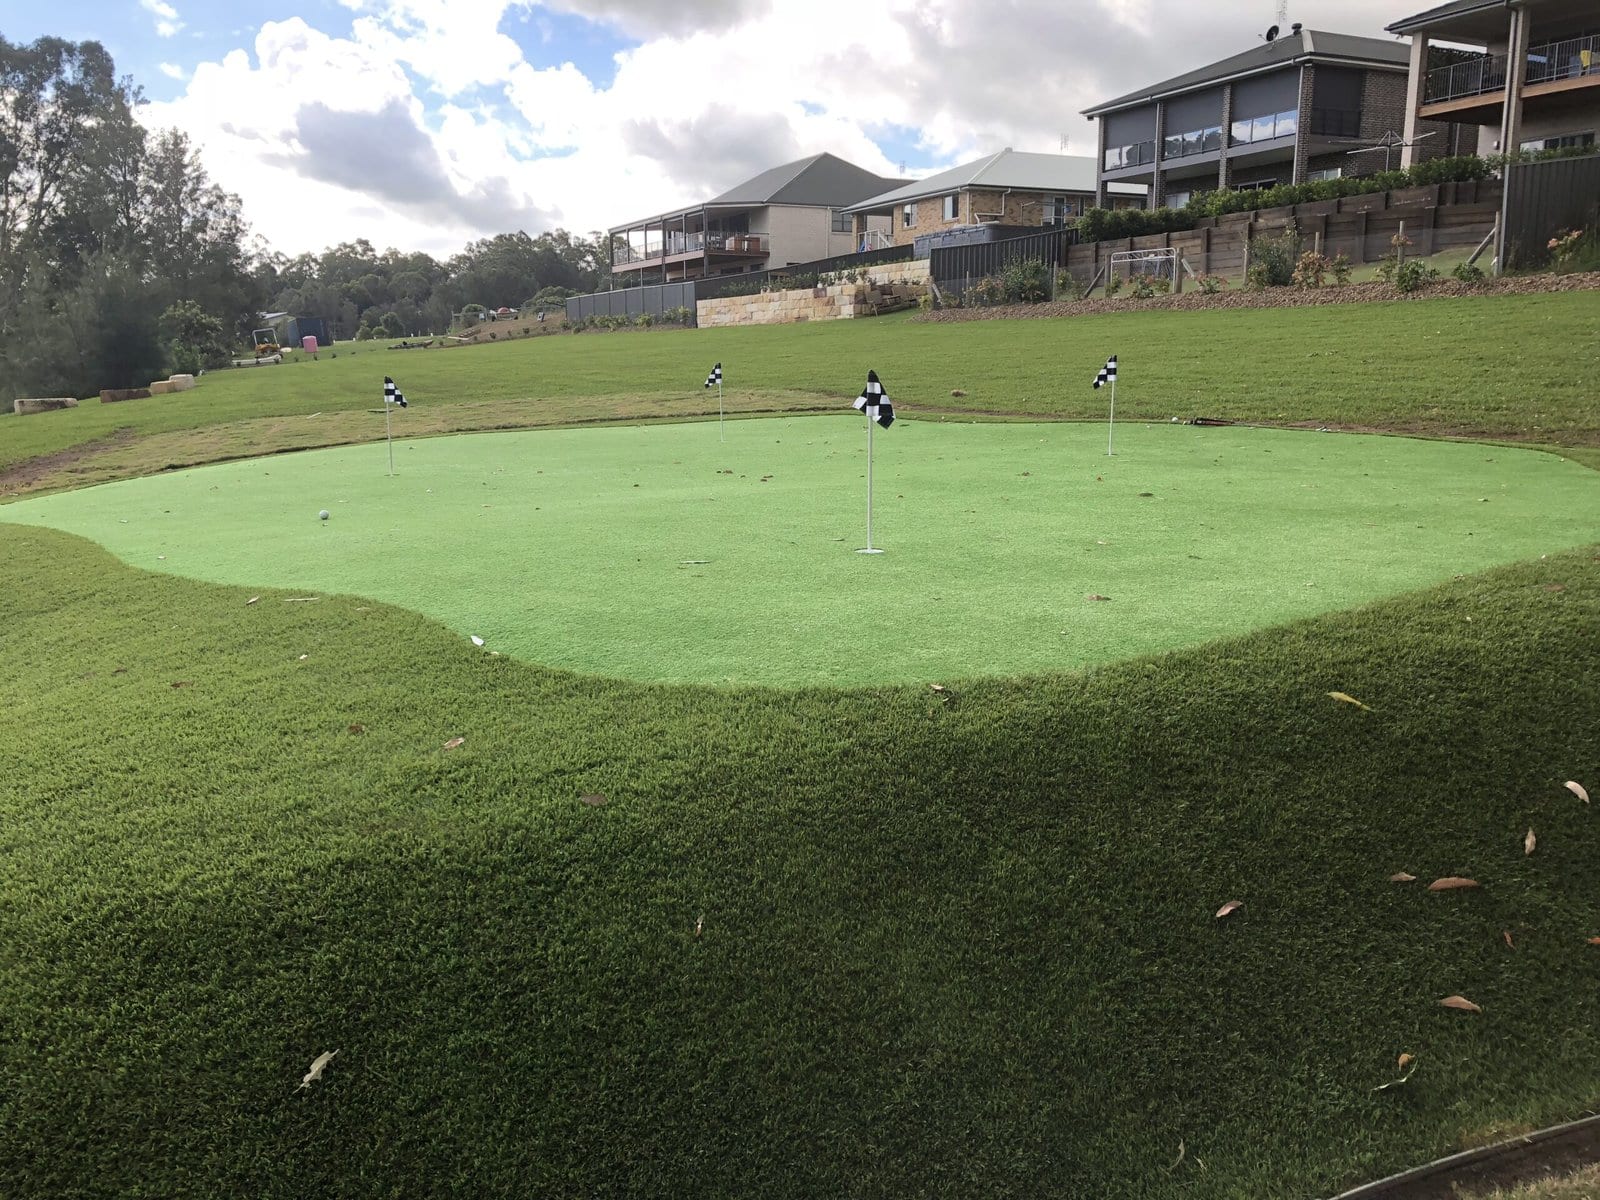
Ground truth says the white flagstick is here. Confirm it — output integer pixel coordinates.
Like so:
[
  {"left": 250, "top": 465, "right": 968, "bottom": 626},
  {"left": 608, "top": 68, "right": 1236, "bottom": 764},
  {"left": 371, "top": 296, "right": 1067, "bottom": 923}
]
[
  {"left": 1107, "top": 371, "right": 1116, "bottom": 457},
  {"left": 386, "top": 401, "right": 395, "bottom": 475},
  {"left": 857, "top": 410, "right": 884, "bottom": 554},
  {"left": 718, "top": 375, "right": 724, "bottom": 443}
]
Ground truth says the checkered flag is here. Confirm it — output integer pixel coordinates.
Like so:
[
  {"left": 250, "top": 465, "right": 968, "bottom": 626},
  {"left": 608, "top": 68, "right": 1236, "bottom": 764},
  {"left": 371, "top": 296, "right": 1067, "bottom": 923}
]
[
  {"left": 704, "top": 362, "right": 721, "bottom": 388},
  {"left": 853, "top": 370, "right": 893, "bottom": 428},
  {"left": 384, "top": 376, "right": 408, "bottom": 408},
  {"left": 1093, "top": 356, "right": 1117, "bottom": 390}
]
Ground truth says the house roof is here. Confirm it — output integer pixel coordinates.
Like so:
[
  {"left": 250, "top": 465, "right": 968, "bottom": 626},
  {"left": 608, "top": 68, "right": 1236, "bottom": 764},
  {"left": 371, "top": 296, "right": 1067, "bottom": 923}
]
[
  {"left": 841, "top": 150, "right": 1144, "bottom": 214},
  {"left": 609, "top": 152, "right": 904, "bottom": 231},
  {"left": 1082, "top": 28, "right": 1411, "bottom": 117},
  {"left": 1386, "top": 0, "right": 1506, "bottom": 35}
]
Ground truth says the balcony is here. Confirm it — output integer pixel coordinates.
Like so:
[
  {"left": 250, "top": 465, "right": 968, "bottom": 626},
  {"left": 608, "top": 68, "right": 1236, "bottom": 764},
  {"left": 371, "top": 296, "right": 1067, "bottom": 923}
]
[
  {"left": 613, "top": 232, "right": 765, "bottom": 270},
  {"left": 1103, "top": 139, "right": 1156, "bottom": 172},
  {"left": 1161, "top": 125, "right": 1223, "bottom": 160},
  {"left": 1423, "top": 33, "right": 1600, "bottom": 105}
]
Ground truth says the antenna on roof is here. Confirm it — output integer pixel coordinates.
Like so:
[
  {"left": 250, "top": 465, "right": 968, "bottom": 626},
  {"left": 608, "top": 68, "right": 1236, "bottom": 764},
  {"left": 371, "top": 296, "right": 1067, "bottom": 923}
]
[{"left": 1263, "top": 23, "right": 1280, "bottom": 41}]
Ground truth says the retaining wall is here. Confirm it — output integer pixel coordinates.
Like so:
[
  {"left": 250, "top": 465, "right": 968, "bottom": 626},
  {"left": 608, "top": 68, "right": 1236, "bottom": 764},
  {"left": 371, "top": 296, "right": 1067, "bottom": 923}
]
[{"left": 697, "top": 261, "right": 930, "bottom": 328}]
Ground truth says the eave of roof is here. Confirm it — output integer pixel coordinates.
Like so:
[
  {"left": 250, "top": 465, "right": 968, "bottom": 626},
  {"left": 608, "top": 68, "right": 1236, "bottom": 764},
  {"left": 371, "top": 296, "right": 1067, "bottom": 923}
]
[{"left": 1386, "top": 0, "right": 1506, "bottom": 35}]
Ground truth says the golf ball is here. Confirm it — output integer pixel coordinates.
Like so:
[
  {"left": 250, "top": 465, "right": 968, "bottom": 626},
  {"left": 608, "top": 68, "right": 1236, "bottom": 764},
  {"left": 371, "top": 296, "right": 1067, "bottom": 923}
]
[{"left": 319, "top": 510, "right": 330, "bottom": 521}]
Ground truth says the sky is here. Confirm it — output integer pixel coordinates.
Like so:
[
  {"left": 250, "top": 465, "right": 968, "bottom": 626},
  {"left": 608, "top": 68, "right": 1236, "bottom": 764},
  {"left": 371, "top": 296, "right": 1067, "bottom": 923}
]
[{"left": 10, "top": 0, "right": 1423, "bottom": 259}]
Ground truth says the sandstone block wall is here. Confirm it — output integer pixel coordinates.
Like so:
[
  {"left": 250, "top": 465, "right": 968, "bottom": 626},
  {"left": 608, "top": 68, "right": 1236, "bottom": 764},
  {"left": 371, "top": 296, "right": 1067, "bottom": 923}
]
[
  {"left": 697, "top": 261, "right": 930, "bottom": 328},
  {"left": 14, "top": 397, "right": 78, "bottom": 415}
]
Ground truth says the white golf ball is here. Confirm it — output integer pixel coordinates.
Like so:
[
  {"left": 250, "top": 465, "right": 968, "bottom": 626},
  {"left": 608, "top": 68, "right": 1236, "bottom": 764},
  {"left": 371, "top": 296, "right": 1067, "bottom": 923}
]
[{"left": 319, "top": 509, "right": 330, "bottom": 521}]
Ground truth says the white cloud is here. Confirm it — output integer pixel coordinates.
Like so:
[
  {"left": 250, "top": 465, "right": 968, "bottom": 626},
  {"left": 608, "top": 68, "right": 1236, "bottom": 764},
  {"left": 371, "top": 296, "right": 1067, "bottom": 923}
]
[
  {"left": 158, "top": 62, "right": 188, "bottom": 80},
  {"left": 140, "top": 0, "right": 184, "bottom": 38},
  {"left": 141, "top": 0, "right": 1419, "bottom": 258}
]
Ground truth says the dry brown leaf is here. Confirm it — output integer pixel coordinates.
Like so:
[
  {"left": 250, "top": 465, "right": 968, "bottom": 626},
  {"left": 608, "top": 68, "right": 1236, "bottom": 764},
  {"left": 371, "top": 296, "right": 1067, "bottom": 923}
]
[
  {"left": 1086, "top": 593, "right": 1111, "bottom": 602},
  {"left": 1328, "top": 691, "right": 1371, "bottom": 711},
  {"left": 1504, "top": 930, "right": 1516, "bottom": 950},
  {"left": 246, "top": 596, "right": 260, "bottom": 606},
  {"left": 1428, "top": 877, "right": 1480, "bottom": 891},
  {"left": 348, "top": 724, "right": 365, "bottom": 735},
  {"left": 1543, "top": 583, "right": 1567, "bottom": 592},
  {"left": 171, "top": 680, "right": 193, "bottom": 689},
  {"left": 1438, "top": 995, "right": 1482, "bottom": 1013},
  {"left": 1215, "top": 900, "right": 1244, "bottom": 919},
  {"left": 1397, "top": 1053, "right": 1414, "bottom": 1070},
  {"left": 1389, "top": 872, "right": 1417, "bottom": 883},
  {"left": 930, "top": 684, "right": 946, "bottom": 693},
  {"left": 1524, "top": 829, "right": 1536, "bottom": 856},
  {"left": 1587, "top": 937, "right": 1600, "bottom": 946},
  {"left": 1564, "top": 780, "right": 1589, "bottom": 803},
  {"left": 580, "top": 793, "right": 608, "bottom": 807},
  {"left": 442, "top": 736, "right": 465, "bottom": 751}
]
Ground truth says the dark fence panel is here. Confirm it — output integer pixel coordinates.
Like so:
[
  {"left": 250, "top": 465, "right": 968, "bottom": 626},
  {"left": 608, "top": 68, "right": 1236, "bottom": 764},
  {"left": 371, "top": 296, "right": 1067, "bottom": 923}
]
[
  {"left": 695, "top": 244, "right": 914, "bottom": 300},
  {"left": 566, "top": 281, "right": 698, "bottom": 325},
  {"left": 1502, "top": 153, "right": 1600, "bottom": 269},
  {"left": 930, "top": 227, "right": 1078, "bottom": 302}
]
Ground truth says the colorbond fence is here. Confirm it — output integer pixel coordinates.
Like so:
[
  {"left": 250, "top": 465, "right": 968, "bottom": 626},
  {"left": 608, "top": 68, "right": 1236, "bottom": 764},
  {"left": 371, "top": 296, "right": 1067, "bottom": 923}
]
[
  {"left": 1502, "top": 153, "right": 1600, "bottom": 269},
  {"left": 565, "top": 281, "right": 698, "bottom": 325}
]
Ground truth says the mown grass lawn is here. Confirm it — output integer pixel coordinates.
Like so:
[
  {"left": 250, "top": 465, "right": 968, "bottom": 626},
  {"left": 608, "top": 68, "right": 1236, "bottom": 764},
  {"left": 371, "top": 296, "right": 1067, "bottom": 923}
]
[{"left": 2, "top": 290, "right": 1598, "bottom": 1199}]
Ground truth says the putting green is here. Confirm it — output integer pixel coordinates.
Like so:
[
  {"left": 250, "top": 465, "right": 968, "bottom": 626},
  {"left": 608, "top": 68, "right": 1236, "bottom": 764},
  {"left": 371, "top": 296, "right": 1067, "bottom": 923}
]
[{"left": 4, "top": 416, "right": 1596, "bottom": 686}]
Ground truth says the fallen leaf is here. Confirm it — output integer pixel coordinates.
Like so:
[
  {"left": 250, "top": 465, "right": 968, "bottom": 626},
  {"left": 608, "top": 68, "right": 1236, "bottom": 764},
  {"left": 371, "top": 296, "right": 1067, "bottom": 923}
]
[
  {"left": 1429, "top": 877, "right": 1480, "bottom": 891},
  {"left": 111, "top": 667, "right": 127, "bottom": 675},
  {"left": 348, "top": 724, "right": 365, "bottom": 735},
  {"left": 1504, "top": 930, "right": 1516, "bottom": 950},
  {"left": 580, "top": 793, "right": 607, "bottom": 807},
  {"left": 1328, "top": 691, "right": 1371, "bottom": 711},
  {"left": 1215, "top": 900, "right": 1244, "bottom": 919},
  {"left": 694, "top": 914, "right": 704, "bottom": 938},
  {"left": 1543, "top": 583, "right": 1567, "bottom": 593},
  {"left": 296, "top": 1049, "right": 339, "bottom": 1091},
  {"left": 1587, "top": 937, "right": 1600, "bottom": 946},
  {"left": 1524, "top": 829, "right": 1536, "bottom": 856},
  {"left": 442, "top": 736, "right": 465, "bottom": 751},
  {"left": 1168, "top": 1140, "right": 1185, "bottom": 1171},
  {"left": 1374, "top": 1056, "right": 1419, "bottom": 1091},
  {"left": 470, "top": 635, "right": 485, "bottom": 646},
  {"left": 1397, "top": 1053, "right": 1414, "bottom": 1070},
  {"left": 284, "top": 597, "right": 320, "bottom": 603},
  {"left": 1565, "top": 780, "right": 1589, "bottom": 803},
  {"left": 297, "top": 654, "right": 309, "bottom": 661},
  {"left": 1389, "top": 872, "right": 1417, "bottom": 883},
  {"left": 1086, "top": 593, "right": 1112, "bottom": 602},
  {"left": 1138, "top": 491, "right": 1155, "bottom": 497},
  {"left": 246, "top": 596, "right": 260, "bottom": 606},
  {"left": 171, "top": 680, "right": 193, "bottom": 689},
  {"left": 930, "top": 684, "right": 946, "bottom": 693},
  {"left": 950, "top": 389, "right": 966, "bottom": 397},
  {"left": 1438, "top": 995, "right": 1482, "bottom": 1013}
]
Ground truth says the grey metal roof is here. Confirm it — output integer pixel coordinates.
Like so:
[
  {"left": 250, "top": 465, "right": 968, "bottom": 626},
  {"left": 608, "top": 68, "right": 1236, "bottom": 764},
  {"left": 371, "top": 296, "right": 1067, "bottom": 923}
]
[
  {"left": 841, "top": 150, "right": 1143, "bottom": 214},
  {"left": 1082, "top": 28, "right": 1411, "bottom": 117},
  {"left": 1386, "top": 0, "right": 1506, "bottom": 35},
  {"left": 610, "top": 153, "right": 904, "bottom": 231}
]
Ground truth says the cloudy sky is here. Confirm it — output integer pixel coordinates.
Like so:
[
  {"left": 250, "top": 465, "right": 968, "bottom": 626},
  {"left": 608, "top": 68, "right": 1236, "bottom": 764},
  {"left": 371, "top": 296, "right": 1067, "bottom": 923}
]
[{"left": 18, "top": 0, "right": 1418, "bottom": 258}]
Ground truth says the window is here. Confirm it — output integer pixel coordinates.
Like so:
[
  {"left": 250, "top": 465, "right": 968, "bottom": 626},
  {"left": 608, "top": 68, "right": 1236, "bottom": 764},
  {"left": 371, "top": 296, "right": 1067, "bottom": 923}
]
[
  {"left": 830, "top": 209, "right": 852, "bottom": 233},
  {"left": 1104, "top": 140, "right": 1156, "bottom": 170},
  {"left": 942, "top": 194, "right": 960, "bottom": 221},
  {"left": 1520, "top": 130, "right": 1595, "bottom": 152},
  {"left": 1161, "top": 125, "right": 1223, "bottom": 159},
  {"left": 1166, "top": 189, "right": 1192, "bottom": 208},
  {"left": 1307, "top": 167, "right": 1343, "bottom": 181},
  {"left": 902, "top": 204, "right": 915, "bottom": 228},
  {"left": 1042, "top": 196, "right": 1076, "bottom": 227},
  {"left": 1230, "top": 109, "right": 1298, "bottom": 145},
  {"left": 1233, "top": 179, "right": 1278, "bottom": 192}
]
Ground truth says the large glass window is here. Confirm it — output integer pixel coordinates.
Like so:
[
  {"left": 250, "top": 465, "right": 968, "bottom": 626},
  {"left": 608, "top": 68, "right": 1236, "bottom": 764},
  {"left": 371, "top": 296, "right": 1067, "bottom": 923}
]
[
  {"left": 831, "top": 209, "right": 852, "bottom": 233},
  {"left": 1104, "top": 139, "right": 1156, "bottom": 170},
  {"left": 1162, "top": 124, "right": 1223, "bottom": 159},
  {"left": 902, "top": 204, "right": 915, "bottom": 228}
]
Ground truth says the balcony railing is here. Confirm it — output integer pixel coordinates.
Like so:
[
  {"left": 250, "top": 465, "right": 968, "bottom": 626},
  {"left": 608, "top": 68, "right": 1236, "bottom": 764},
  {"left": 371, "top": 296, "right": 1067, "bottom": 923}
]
[
  {"left": 1161, "top": 125, "right": 1223, "bottom": 159},
  {"left": 1104, "top": 139, "right": 1156, "bottom": 171},
  {"left": 1230, "top": 108, "right": 1298, "bottom": 145},
  {"left": 1424, "top": 33, "right": 1599, "bottom": 104},
  {"left": 613, "top": 232, "right": 765, "bottom": 267},
  {"left": 1308, "top": 107, "right": 1361, "bottom": 138}
]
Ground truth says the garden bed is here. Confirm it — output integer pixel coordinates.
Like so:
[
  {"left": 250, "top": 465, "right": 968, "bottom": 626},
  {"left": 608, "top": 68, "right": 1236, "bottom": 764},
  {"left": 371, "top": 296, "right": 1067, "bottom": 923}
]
[{"left": 915, "top": 271, "right": 1600, "bottom": 322}]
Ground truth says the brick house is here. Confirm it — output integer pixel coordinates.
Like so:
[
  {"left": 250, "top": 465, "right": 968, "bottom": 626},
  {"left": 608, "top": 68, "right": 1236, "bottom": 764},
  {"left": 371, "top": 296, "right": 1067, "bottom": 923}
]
[
  {"left": 607, "top": 153, "right": 903, "bottom": 284},
  {"left": 1387, "top": 0, "right": 1598, "bottom": 166},
  {"left": 1083, "top": 26, "right": 1478, "bottom": 210},
  {"left": 838, "top": 149, "right": 1146, "bottom": 249}
]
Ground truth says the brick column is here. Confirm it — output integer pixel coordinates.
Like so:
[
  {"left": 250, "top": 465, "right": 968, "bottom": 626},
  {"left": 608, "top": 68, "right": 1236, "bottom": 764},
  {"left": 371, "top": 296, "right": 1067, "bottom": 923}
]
[
  {"left": 1400, "top": 35, "right": 1430, "bottom": 167},
  {"left": 1094, "top": 118, "right": 1108, "bottom": 208},
  {"left": 1151, "top": 100, "right": 1168, "bottom": 208},
  {"left": 1218, "top": 84, "right": 1234, "bottom": 192},
  {"left": 1292, "top": 64, "right": 1316, "bottom": 185}
]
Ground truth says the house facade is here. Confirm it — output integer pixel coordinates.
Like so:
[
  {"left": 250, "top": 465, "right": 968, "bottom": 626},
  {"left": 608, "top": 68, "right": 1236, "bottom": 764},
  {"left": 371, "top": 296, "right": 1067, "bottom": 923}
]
[
  {"left": 1084, "top": 27, "right": 1477, "bottom": 209},
  {"left": 607, "top": 153, "right": 902, "bottom": 284},
  {"left": 840, "top": 149, "right": 1146, "bottom": 249},
  {"left": 1387, "top": 0, "right": 1598, "bottom": 166}
]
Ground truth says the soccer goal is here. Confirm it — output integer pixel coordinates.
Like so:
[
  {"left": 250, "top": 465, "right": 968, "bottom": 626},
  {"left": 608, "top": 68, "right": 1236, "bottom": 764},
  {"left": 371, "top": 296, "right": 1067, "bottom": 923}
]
[{"left": 1109, "top": 247, "right": 1179, "bottom": 292}]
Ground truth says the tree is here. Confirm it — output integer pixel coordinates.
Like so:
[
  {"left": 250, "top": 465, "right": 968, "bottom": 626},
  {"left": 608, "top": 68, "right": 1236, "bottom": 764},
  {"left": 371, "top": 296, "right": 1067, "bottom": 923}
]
[{"left": 159, "top": 300, "right": 229, "bottom": 375}]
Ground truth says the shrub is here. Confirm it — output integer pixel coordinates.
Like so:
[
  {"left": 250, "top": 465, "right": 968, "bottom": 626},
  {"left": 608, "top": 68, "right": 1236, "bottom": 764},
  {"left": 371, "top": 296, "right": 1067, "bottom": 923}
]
[
  {"left": 1000, "top": 258, "right": 1051, "bottom": 303},
  {"left": 635, "top": 312, "right": 655, "bottom": 328},
  {"left": 1393, "top": 260, "right": 1440, "bottom": 292},
  {"left": 1331, "top": 252, "right": 1353, "bottom": 286},
  {"left": 1104, "top": 273, "right": 1123, "bottom": 298},
  {"left": 1451, "top": 260, "right": 1486, "bottom": 285},
  {"left": 1245, "top": 263, "right": 1271, "bottom": 290},
  {"left": 1292, "top": 250, "right": 1331, "bottom": 288},
  {"left": 1375, "top": 232, "right": 1415, "bottom": 284},
  {"left": 1195, "top": 274, "right": 1227, "bottom": 295},
  {"left": 1130, "top": 276, "right": 1155, "bottom": 299},
  {"left": 968, "top": 275, "right": 1007, "bottom": 306},
  {"left": 1247, "top": 223, "right": 1300, "bottom": 287},
  {"left": 1546, "top": 226, "right": 1600, "bottom": 272},
  {"left": 1055, "top": 270, "right": 1086, "bottom": 301}
]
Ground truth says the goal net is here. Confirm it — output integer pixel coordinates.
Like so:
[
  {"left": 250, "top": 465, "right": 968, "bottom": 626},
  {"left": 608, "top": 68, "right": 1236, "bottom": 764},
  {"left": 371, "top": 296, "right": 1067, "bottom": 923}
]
[{"left": 1109, "top": 247, "right": 1179, "bottom": 290}]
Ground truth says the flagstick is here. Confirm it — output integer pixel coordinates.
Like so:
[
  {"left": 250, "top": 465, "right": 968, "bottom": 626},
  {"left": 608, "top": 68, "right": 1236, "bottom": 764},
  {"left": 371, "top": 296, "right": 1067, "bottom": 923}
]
[
  {"left": 386, "top": 403, "right": 395, "bottom": 475},
  {"left": 1106, "top": 374, "right": 1116, "bottom": 457},
  {"left": 856, "top": 412, "right": 884, "bottom": 554},
  {"left": 718, "top": 378, "right": 724, "bottom": 443}
]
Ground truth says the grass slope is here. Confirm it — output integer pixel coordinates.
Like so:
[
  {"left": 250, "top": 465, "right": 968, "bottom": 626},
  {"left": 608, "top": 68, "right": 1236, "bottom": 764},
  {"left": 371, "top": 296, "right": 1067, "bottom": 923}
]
[
  {"left": 4, "top": 292, "right": 1599, "bottom": 480},
  {"left": 2, "top": 523, "right": 1597, "bottom": 1199},
  {"left": 4, "top": 418, "right": 1599, "bottom": 685}
]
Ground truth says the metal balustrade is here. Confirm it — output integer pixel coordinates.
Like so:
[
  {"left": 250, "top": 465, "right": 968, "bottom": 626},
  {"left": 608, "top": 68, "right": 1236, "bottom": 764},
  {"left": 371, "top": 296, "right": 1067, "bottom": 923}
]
[{"left": 1423, "top": 33, "right": 1598, "bottom": 104}]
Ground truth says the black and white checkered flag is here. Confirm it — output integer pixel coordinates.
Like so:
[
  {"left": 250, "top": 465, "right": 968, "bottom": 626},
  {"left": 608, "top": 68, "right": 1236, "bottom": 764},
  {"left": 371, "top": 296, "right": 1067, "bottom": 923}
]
[
  {"left": 853, "top": 370, "right": 893, "bottom": 429},
  {"left": 1093, "top": 356, "right": 1117, "bottom": 390},
  {"left": 704, "top": 362, "right": 721, "bottom": 388},
  {"left": 384, "top": 376, "right": 408, "bottom": 408}
]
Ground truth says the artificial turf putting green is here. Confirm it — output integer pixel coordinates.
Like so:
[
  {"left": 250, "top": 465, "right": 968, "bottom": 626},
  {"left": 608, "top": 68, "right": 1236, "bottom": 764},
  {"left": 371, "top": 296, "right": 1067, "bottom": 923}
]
[{"left": 4, "top": 415, "right": 1597, "bottom": 686}]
